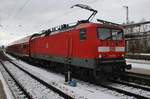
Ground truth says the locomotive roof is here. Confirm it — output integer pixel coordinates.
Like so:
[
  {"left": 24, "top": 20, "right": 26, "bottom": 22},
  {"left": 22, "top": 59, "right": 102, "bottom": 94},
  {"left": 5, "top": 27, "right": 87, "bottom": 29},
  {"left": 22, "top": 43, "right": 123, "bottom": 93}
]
[
  {"left": 30, "top": 22, "right": 123, "bottom": 40},
  {"left": 8, "top": 21, "right": 123, "bottom": 46}
]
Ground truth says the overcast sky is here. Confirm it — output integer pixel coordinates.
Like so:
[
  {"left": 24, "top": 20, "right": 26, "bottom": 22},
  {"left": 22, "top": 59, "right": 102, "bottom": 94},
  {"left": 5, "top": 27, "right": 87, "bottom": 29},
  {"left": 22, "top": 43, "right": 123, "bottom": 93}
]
[{"left": 0, "top": 0, "right": 150, "bottom": 45}]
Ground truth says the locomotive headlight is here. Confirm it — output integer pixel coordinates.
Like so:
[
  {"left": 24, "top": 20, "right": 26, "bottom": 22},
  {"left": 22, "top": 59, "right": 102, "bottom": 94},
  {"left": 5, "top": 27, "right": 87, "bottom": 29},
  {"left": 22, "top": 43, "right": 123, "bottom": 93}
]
[
  {"left": 122, "top": 54, "right": 124, "bottom": 57},
  {"left": 99, "top": 54, "right": 102, "bottom": 58}
]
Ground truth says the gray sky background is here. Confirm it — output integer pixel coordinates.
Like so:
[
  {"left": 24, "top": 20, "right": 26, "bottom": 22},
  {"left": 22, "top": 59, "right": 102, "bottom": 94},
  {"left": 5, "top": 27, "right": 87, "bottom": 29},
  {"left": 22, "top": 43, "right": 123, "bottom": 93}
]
[{"left": 0, "top": 0, "right": 150, "bottom": 45}]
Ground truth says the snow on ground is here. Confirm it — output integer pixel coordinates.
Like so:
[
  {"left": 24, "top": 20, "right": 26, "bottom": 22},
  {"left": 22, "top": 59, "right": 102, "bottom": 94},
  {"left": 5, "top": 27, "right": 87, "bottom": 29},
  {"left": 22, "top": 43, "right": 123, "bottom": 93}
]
[
  {"left": 126, "top": 59, "right": 150, "bottom": 70},
  {"left": 14, "top": 60, "right": 120, "bottom": 99},
  {"left": 3, "top": 52, "right": 150, "bottom": 99},
  {"left": 4, "top": 61, "right": 64, "bottom": 99},
  {"left": 0, "top": 65, "right": 15, "bottom": 99},
  {"left": 5, "top": 54, "right": 129, "bottom": 99}
]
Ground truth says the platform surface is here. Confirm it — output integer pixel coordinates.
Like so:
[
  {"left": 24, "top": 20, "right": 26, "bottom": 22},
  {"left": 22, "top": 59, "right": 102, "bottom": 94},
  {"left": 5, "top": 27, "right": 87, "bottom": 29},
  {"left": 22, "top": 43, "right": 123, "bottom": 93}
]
[{"left": 0, "top": 80, "right": 6, "bottom": 99}]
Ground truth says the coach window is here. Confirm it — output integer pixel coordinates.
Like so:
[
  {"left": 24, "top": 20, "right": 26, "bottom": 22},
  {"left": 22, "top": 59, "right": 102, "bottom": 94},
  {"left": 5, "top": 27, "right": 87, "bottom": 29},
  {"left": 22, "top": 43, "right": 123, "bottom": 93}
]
[
  {"left": 23, "top": 44, "right": 26, "bottom": 48},
  {"left": 21, "top": 44, "right": 24, "bottom": 48},
  {"left": 80, "top": 29, "right": 87, "bottom": 40}
]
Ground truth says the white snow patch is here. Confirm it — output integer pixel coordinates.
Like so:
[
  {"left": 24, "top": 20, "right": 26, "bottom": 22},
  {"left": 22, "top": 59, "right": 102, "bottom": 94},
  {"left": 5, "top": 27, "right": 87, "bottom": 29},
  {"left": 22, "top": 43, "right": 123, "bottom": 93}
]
[{"left": 126, "top": 59, "right": 150, "bottom": 70}]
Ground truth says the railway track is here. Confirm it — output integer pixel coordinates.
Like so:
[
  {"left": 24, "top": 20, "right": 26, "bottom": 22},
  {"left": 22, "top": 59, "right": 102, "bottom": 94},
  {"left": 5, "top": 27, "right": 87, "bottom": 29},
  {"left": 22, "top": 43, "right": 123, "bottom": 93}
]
[
  {"left": 8, "top": 60, "right": 73, "bottom": 99},
  {"left": 100, "top": 83, "right": 150, "bottom": 99},
  {"left": 3, "top": 51, "right": 150, "bottom": 99},
  {"left": 11, "top": 60, "right": 150, "bottom": 99},
  {"left": 0, "top": 52, "right": 73, "bottom": 99},
  {"left": 120, "top": 72, "right": 150, "bottom": 86},
  {"left": 0, "top": 61, "right": 31, "bottom": 99},
  {"left": 11, "top": 61, "right": 150, "bottom": 98},
  {"left": 100, "top": 72, "right": 150, "bottom": 99}
]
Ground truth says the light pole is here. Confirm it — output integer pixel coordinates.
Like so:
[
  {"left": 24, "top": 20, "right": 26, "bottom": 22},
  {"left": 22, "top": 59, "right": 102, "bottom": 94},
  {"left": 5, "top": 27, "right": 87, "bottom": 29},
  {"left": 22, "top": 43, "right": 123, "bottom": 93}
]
[
  {"left": 0, "top": 16, "right": 2, "bottom": 27},
  {"left": 123, "top": 6, "right": 129, "bottom": 24}
]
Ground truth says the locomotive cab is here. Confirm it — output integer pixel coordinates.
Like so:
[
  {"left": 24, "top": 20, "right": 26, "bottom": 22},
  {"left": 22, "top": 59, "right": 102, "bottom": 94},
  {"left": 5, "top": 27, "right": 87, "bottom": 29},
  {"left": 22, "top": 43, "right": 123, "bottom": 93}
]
[
  {"left": 97, "top": 26, "right": 125, "bottom": 60},
  {"left": 93, "top": 22, "right": 131, "bottom": 78}
]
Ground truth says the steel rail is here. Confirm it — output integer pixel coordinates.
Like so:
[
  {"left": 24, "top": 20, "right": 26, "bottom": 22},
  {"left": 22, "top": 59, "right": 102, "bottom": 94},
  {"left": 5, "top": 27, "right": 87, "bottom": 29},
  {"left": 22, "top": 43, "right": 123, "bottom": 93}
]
[
  {"left": 110, "top": 80, "right": 150, "bottom": 92},
  {"left": 100, "top": 83, "right": 150, "bottom": 99}
]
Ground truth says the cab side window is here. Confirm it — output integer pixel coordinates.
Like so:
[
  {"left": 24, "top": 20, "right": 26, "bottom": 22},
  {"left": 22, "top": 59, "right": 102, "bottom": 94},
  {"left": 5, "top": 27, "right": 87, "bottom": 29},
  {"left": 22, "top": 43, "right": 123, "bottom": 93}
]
[{"left": 80, "top": 29, "right": 86, "bottom": 40}]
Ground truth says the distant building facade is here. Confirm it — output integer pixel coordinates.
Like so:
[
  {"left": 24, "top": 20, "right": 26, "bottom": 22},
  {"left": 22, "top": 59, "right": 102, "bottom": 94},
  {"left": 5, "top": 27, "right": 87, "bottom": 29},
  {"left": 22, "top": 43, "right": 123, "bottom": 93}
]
[{"left": 124, "top": 21, "right": 150, "bottom": 53}]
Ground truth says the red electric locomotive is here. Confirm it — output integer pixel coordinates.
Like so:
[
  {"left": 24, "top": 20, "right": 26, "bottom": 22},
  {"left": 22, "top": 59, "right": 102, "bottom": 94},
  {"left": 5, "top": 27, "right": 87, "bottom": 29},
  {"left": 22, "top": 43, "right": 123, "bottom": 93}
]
[{"left": 6, "top": 4, "right": 131, "bottom": 80}]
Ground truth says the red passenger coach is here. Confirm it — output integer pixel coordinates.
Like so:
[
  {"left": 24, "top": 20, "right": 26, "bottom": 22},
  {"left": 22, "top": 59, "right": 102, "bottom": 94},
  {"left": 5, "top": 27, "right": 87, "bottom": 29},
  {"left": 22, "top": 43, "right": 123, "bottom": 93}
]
[{"left": 6, "top": 36, "right": 30, "bottom": 58}]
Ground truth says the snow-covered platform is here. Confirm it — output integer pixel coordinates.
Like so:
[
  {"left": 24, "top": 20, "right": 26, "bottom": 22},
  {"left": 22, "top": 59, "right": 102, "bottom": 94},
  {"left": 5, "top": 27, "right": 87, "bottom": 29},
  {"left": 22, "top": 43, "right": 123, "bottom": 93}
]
[
  {"left": 126, "top": 59, "right": 150, "bottom": 75},
  {"left": 0, "top": 68, "right": 14, "bottom": 99},
  {"left": 0, "top": 80, "right": 6, "bottom": 99}
]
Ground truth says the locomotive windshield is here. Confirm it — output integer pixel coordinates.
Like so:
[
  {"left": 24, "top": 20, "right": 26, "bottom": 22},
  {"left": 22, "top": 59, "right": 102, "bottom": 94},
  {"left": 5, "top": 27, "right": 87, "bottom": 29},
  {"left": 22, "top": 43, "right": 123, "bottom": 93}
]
[{"left": 97, "top": 28, "right": 123, "bottom": 40}]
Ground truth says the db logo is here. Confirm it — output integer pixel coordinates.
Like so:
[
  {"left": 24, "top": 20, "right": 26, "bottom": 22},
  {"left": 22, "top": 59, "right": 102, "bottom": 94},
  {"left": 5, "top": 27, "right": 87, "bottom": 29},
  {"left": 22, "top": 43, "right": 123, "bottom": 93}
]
[{"left": 110, "top": 47, "right": 115, "bottom": 51}]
